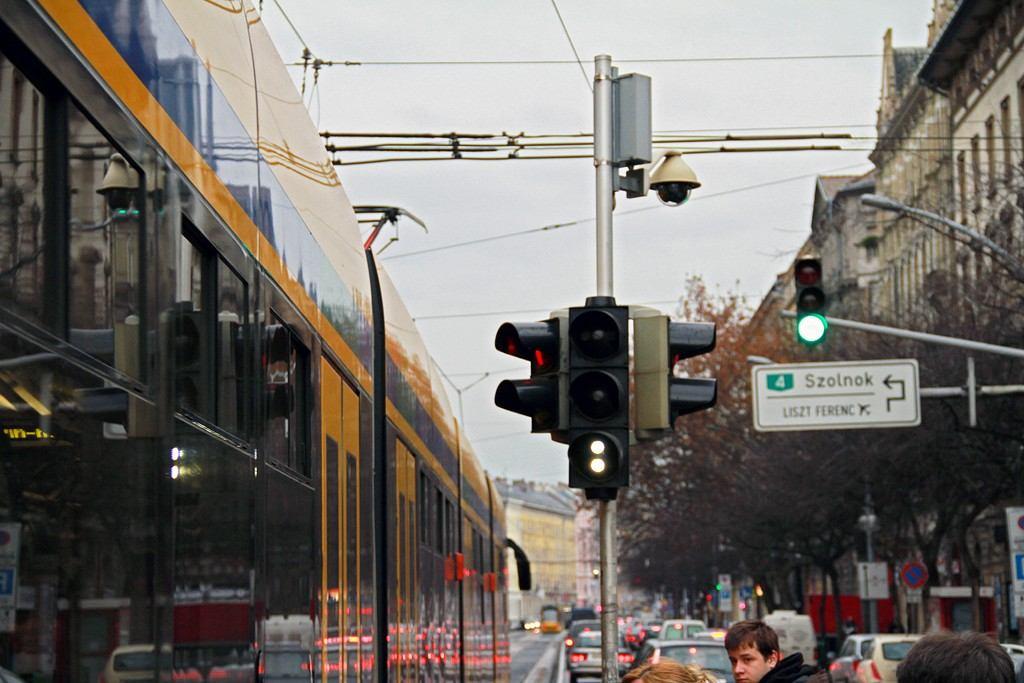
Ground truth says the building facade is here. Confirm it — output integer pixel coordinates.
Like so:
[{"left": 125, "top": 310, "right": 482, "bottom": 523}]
[{"left": 496, "top": 479, "right": 577, "bottom": 628}]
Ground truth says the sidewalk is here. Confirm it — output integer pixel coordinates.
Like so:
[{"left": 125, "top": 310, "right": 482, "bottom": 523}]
[{"left": 521, "top": 634, "right": 563, "bottom": 683}]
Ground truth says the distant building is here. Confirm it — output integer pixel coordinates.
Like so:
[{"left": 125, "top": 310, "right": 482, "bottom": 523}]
[
  {"left": 810, "top": 172, "right": 880, "bottom": 318},
  {"left": 495, "top": 478, "right": 577, "bottom": 627},
  {"left": 869, "top": 19, "right": 954, "bottom": 321},
  {"left": 575, "top": 501, "right": 600, "bottom": 609}
]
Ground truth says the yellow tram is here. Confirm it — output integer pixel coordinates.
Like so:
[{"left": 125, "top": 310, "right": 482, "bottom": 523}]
[{"left": 0, "top": 1, "right": 515, "bottom": 680}]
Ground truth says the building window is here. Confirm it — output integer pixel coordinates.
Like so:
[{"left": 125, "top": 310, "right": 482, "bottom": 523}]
[
  {"left": 986, "top": 116, "right": 996, "bottom": 197},
  {"left": 971, "top": 134, "right": 981, "bottom": 212},
  {"left": 1018, "top": 77, "right": 1024, "bottom": 159},
  {"left": 265, "top": 318, "right": 310, "bottom": 475},
  {"left": 1001, "top": 96, "right": 1012, "bottom": 183},
  {"left": 0, "top": 54, "right": 47, "bottom": 327}
]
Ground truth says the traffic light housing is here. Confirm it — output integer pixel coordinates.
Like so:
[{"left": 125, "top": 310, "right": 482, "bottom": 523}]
[
  {"left": 172, "top": 301, "right": 210, "bottom": 415},
  {"left": 494, "top": 318, "right": 565, "bottom": 437},
  {"left": 634, "top": 314, "right": 717, "bottom": 437},
  {"left": 794, "top": 257, "right": 827, "bottom": 346},
  {"left": 566, "top": 299, "right": 629, "bottom": 499}
]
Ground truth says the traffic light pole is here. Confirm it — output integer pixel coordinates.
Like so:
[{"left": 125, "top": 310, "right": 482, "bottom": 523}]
[{"left": 594, "top": 53, "right": 619, "bottom": 683}]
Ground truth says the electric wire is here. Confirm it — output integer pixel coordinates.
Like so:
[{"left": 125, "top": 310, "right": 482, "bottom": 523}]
[
  {"left": 288, "top": 53, "right": 884, "bottom": 67},
  {"left": 548, "top": 0, "right": 592, "bottom": 92},
  {"left": 379, "top": 161, "right": 871, "bottom": 262}
]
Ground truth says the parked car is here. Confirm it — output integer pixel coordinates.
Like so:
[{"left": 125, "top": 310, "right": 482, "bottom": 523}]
[
  {"left": 569, "top": 606, "right": 598, "bottom": 626},
  {"left": 565, "top": 619, "right": 601, "bottom": 650},
  {"left": 828, "top": 634, "right": 877, "bottom": 683},
  {"left": 763, "top": 610, "right": 816, "bottom": 663},
  {"left": 631, "top": 639, "right": 733, "bottom": 683},
  {"left": 0, "top": 667, "right": 26, "bottom": 683},
  {"left": 1005, "top": 644, "right": 1024, "bottom": 657},
  {"left": 659, "top": 619, "right": 707, "bottom": 641},
  {"left": 102, "top": 645, "right": 171, "bottom": 683},
  {"left": 566, "top": 630, "right": 634, "bottom": 682},
  {"left": 854, "top": 634, "right": 922, "bottom": 683},
  {"left": 1004, "top": 641, "right": 1024, "bottom": 676},
  {"left": 692, "top": 629, "right": 728, "bottom": 643},
  {"left": 260, "top": 645, "right": 313, "bottom": 683}
]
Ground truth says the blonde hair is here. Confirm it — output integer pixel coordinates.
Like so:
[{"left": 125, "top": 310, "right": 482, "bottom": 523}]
[{"left": 621, "top": 660, "right": 719, "bottom": 683}]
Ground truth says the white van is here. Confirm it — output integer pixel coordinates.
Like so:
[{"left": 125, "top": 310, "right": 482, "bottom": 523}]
[{"left": 763, "top": 610, "right": 816, "bottom": 662}]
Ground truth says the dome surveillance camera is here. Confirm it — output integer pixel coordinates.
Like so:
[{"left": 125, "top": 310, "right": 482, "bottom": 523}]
[{"left": 649, "top": 151, "right": 700, "bottom": 206}]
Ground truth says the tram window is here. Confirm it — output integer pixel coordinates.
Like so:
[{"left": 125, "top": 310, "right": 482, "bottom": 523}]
[
  {"left": 265, "top": 318, "right": 310, "bottom": 476},
  {"left": 68, "top": 104, "right": 143, "bottom": 376},
  {"left": 346, "top": 455, "right": 358, "bottom": 635},
  {"left": 174, "top": 228, "right": 248, "bottom": 434},
  {"left": 418, "top": 472, "right": 427, "bottom": 546},
  {"left": 434, "top": 488, "right": 443, "bottom": 553},
  {"left": 0, "top": 55, "right": 47, "bottom": 327}
]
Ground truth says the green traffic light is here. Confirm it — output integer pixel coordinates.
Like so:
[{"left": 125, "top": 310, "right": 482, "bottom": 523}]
[
  {"left": 715, "top": 582, "right": 722, "bottom": 591},
  {"left": 796, "top": 313, "right": 828, "bottom": 346}
]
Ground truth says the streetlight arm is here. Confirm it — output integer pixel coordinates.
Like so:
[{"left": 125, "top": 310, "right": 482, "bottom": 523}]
[{"left": 860, "top": 193, "right": 1024, "bottom": 282}]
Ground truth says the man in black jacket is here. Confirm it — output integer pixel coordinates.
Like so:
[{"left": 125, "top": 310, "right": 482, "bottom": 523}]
[{"left": 725, "top": 620, "right": 830, "bottom": 683}]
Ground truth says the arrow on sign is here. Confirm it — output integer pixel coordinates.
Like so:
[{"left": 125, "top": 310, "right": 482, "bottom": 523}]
[{"left": 884, "top": 375, "right": 906, "bottom": 411}]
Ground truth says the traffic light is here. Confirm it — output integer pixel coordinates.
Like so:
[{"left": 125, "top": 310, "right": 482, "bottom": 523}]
[
  {"left": 566, "top": 300, "right": 629, "bottom": 499},
  {"left": 794, "top": 257, "right": 827, "bottom": 346},
  {"left": 494, "top": 318, "right": 565, "bottom": 436},
  {"left": 172, "top": 301, "right": 210, "bottom": 415},
  {"left": 634, "top": 314, "right": 717, "bottom": 436}
]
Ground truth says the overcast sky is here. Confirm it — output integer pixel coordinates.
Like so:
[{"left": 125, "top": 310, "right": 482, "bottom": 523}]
[{"left": 260, "top": 1, "right": 934, "bottom": 483}]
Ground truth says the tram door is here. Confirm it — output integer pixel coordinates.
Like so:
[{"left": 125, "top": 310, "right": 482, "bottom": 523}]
[
  {"left": 394, "top": 442, "right": 417, "bottom": 680},
  {"left": 320, "top": 361, "right": 362, "bottom": 681}
]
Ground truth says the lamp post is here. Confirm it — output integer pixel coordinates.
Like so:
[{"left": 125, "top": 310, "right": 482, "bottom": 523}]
[
  {"left": 857, "top": 482, "right": 879, "bottom": 633},
  {"left": 860, "top": 193, "right": 1024, "bottom": 282}
]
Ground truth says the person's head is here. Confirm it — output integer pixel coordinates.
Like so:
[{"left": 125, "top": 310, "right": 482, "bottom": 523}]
[
  {"left": 621, "top": 660, "right": 717, "bottom": 683},
  {"left": 896, "top": 632, "right": 1013, "bottom": 683},
  {"left": 725, "top": 620, "right": 780, "bottom": 683}
]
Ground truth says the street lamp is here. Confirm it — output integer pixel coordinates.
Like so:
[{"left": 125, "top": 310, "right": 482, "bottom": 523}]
[{"left": 860, "top": 193, "right": 1024, "bottom": 282}]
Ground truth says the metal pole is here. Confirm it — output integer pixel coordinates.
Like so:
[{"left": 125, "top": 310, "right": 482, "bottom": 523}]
[
  {"left": 594, "top": 53, "right": 619, "bottom": 683},
  {"left": 967, "top": 356, "right": 977, "bottom": 427},
  {"left": 600, "top": 499, "right": 618, "bottom": 683},
  {"left": 863, "top": 483, "right": 878, "bottom": 634},
  {"left": 594, "top": 54, "right": 614, "bottom": 298},
  {"left": 779, "top": 311, "right": 1024, "bottom": 359},
  {"left": 865, "top": 525, "right": 877, "bottom": 633}
]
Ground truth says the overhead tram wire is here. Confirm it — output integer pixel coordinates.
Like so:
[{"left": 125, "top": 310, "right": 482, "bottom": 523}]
[
  {"left": 378, "top": 160, "right": 871, "bottom": 262},
  {"left": 287, "top": 52, "right": 883, "bottom": 68},
  {"left": 548, "top": 0, "right": 591, "bottom": 91},
  {"left": 322, "top": 130, "right": 858, "bottom": 166}
]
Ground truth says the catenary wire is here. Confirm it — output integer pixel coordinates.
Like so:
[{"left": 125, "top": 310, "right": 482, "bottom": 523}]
[
  {"left": 379, "top": 161, "right": 871, "bottom": 262},
  {"left": 548, "top": 0, "right": 592, "bottom": 92},
  {"left": 288, "top": 53, "right": 884, "bottom": 67}
]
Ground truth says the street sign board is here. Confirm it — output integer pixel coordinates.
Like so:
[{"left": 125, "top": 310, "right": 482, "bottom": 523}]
[
  {"left": 857, "top": 562, "right": 889, "bottom": 600},
  {"left": 906, "top": 588, "right": 922, "bottom": 604},
  {"left": 718, "top": 574, "right": 732, "bottom": 612},
  {"left": 1006, "top": 508, "right": 1024, "bottom": 603},
  {"left": 751, "top": 359, "right": 920, "bottom": 432},
  {"left": 900, "top": 562, "right": 928, "bottom": 590}
]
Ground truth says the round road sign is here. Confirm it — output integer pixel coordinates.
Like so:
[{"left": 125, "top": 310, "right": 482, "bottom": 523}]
[{"left": 900, "top": 562, "right": 928, "bottom": 590}]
